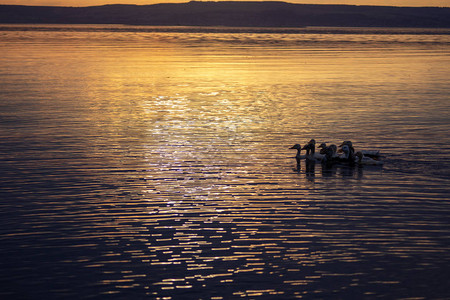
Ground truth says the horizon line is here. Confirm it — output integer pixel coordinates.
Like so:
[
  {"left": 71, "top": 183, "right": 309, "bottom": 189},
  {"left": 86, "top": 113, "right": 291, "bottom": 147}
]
[{"left": 1, "top": 1, "right": 449, "bottom": 9}]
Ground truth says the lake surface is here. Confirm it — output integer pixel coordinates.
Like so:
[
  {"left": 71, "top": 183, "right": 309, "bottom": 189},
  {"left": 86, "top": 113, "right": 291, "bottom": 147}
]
[{"left": 0, "top": 25, "right": 449, "bottom": 299}]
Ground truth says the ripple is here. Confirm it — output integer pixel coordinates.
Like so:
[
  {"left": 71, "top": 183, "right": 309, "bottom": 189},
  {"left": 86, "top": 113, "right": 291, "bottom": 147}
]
[{"left": 1, "top": 25, "right": 450, "bottom": 299}]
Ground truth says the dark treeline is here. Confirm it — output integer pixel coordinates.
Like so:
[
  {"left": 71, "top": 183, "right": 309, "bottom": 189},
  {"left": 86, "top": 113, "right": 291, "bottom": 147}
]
[{"left": 1, "top": 1, "right": 450, "bottom": 28}]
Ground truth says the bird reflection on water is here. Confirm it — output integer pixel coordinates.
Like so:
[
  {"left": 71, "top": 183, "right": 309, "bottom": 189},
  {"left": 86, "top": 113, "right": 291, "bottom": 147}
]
[{"left": 292, "top": 159, "right": 367, "bottom": 180}]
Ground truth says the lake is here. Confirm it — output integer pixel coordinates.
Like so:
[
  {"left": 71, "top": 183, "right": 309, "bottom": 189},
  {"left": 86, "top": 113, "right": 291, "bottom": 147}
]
[{"left": 0, "top": 24, "right": 449, "bottom": 299}]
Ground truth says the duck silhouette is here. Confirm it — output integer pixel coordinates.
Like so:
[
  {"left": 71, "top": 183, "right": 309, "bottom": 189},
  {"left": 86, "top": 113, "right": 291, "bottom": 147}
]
[
  {"left": 289, "top": 144, "right": 303, "bottom": 166},
  {"left": 318, "top": 142, "right": 337, "bottom": 165},
  {"left": 355, "top": 151, "right": 384, "bottom": 165},
  {"left": 302, "top": 139, "right": 316, "bottom": 156}
]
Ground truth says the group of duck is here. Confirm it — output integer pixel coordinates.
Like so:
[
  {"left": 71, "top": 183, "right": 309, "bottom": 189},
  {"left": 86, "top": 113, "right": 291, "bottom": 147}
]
[{"left": 290, "top": 139, "right": 383, "bottom": 166}]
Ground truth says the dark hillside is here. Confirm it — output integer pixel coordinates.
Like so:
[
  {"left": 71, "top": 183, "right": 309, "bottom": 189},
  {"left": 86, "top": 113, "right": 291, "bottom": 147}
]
[{"left": 1, "top": 1, "right": 449, "bottom": 28}]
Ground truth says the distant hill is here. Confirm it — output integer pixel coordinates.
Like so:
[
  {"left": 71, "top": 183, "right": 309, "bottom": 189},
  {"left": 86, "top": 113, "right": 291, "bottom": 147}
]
[{"left": 1, "top": 1, "right": 449, "bottom": 28}]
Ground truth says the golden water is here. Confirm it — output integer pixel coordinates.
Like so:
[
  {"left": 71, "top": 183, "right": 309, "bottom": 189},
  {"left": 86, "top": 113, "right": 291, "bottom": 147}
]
[{"left": 0, "top": 25, "right": 449, "bottom": 298}]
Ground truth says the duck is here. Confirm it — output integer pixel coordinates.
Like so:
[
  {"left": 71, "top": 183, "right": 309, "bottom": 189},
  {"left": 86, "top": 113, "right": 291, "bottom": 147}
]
[
  {"left": 302, "top": 139, "right": 325, "bottom": 161},
  {"left": 337, "top": 143, "right": 356, "bottom": 165},
  {"left": 340, "top": 140, "right": 356, "bottom": 156},
  {"left": 289, "top": 144, "right": 303, "bottom": 165},
  {"left": 355, "top": 151, "right": 384, "bottom": 166},
  {"left": 339, "top": 141, "right": 355, "bottom": 154},
  {"left": 338, "top": 144, "right": 350, "bottom": 159},
  {"left": 318, "top": 142, "right": 338, "bottom": 165},
  {"left": 360, "top": 150, "right": 381, "bottom": 158},
  {"left": 290, "top": 140, "right": 323, "bottom": 163},
  {"left": 301, "top": 139, "right": 316, "bottom": 156},
  {"left": 318, "top": 143, "right": 337, "bottom": 155},
  {"left": 339, "top": 140, "right": 380, "bottom": 158}
]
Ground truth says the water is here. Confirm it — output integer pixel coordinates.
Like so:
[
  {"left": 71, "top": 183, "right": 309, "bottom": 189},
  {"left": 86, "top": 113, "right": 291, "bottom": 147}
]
[{"left": 0, "top": 24, "right": 449, "bottom": 299}]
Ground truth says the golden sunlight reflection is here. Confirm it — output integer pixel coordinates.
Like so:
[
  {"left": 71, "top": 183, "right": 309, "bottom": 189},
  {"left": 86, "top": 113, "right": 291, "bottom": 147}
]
[{"left": 1, "top": 25, "right": 449, "bottom": 299}]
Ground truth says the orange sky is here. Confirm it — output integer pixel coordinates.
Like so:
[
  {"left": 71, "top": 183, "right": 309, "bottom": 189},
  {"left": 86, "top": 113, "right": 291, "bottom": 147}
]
[{"left": 1, "top": 0, "right": 449, "bottom": 7}]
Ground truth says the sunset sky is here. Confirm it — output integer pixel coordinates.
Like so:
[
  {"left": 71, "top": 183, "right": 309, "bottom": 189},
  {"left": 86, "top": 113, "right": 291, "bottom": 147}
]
[{"left": 1, "top": 0, "right": 449, "bottom": 7}]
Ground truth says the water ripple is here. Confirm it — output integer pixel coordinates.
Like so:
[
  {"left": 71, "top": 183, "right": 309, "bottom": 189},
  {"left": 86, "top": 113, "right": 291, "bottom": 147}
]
[{"left": 1, "top": 25, "right": 449, "bottom": 299}]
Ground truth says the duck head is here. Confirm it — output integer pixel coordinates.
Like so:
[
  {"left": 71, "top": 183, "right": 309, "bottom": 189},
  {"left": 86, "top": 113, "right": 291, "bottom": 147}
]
[
  {"left": 318, "top": 142, "right": 327, "bottom": 154},
  {"left": 355, "top": 151, "right": 364, "bottom": 162},
  {"left": 339, "top": 141, "right": 353, "bottom": 147},
  {"left": 301, "top": 139, "right": 316, "bottom": 149},
  {"left": 301, "top": 139, "right": 316, "bottom": 155},
  {"left": 290, "top": 144, "right": 301, "bottom": 150},
  {"left": 341, "top": 145, "right": 350, "bottom": 158}
]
